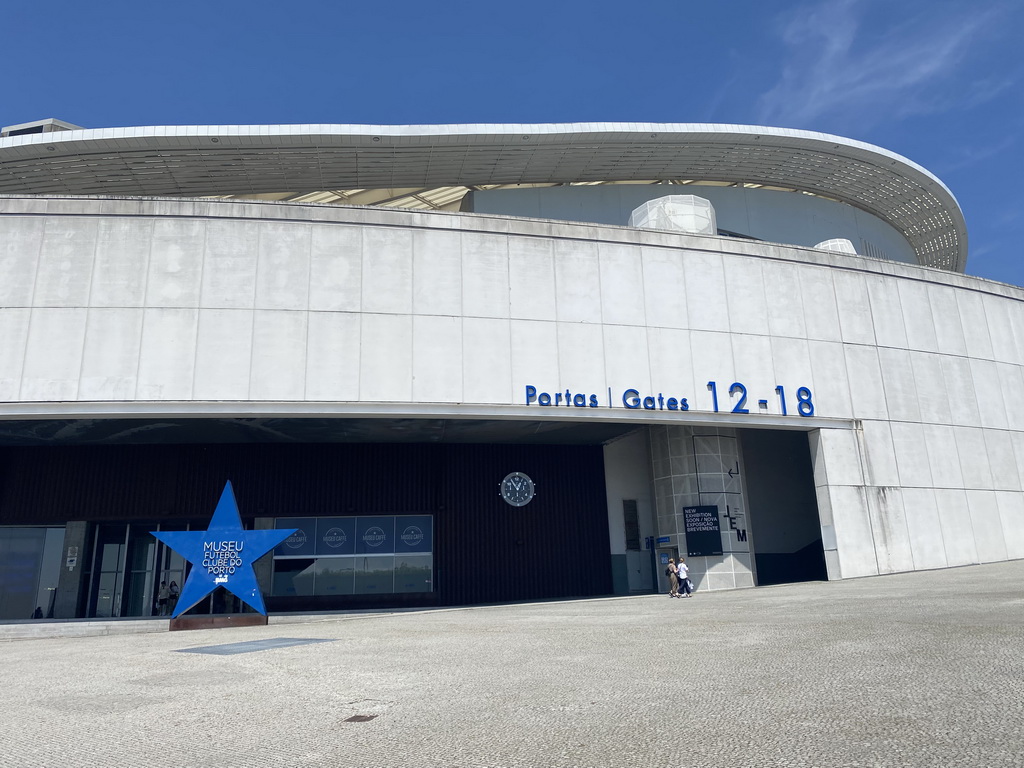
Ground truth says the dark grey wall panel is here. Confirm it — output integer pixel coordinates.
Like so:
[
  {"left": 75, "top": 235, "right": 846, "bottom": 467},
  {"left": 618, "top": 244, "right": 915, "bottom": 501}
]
[{"left": 0, "top": 442, "right": 611, "bottom": 608}]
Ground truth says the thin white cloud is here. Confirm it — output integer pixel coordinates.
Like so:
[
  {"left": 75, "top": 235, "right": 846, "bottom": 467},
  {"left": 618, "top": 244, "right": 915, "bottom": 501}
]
[
  {"left": 933, "top": 135, "right": 1018, "bottom": 175},
  {"left": 756, "top": 1, "right": 1010, "bottom": 129}
]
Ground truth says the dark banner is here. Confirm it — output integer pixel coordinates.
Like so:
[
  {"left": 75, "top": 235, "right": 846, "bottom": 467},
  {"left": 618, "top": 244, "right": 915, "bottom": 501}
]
[
  {"left": 683, "top": 505, "right": 723, "bottom": 557},
  {"left": 276, "top": 517, "right": 317, "bottom": 556},
  {"left": 315, "top": 518, "right": 356, "bottom": 556}
]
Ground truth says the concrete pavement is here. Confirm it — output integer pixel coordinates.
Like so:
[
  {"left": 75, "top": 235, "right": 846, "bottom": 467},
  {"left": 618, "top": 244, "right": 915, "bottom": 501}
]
[{"left": 1, "top": 560, "right": 1022, "bottom": 767}]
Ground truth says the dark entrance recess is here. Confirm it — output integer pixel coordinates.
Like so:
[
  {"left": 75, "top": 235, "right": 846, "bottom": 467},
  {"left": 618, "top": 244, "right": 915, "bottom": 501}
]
[
  {"left": 0, "top": 442, "right": 611, "bottom": 614},
  {"left": 738, "top": 429, "right": 827, "bottom": 586}
]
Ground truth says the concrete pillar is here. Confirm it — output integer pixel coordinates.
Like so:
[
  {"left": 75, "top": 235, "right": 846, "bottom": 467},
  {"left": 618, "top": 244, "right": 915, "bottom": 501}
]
[
  {"left": 53, "top": 522, "right": 89, "bottom": 619},
  {"left": 253, "top": 517, "right": 276, "bottom": 600}
]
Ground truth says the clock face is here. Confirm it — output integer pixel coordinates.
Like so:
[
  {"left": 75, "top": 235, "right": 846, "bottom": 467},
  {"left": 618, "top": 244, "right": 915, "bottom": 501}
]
[{"left": 500, "top": 472, "right": 535, "bottom": 507}]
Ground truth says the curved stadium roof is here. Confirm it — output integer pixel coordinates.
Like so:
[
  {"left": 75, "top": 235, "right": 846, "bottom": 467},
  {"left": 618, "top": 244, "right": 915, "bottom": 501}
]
[{"left": 0, "top": 122, "right": 966, "bottom": 271}]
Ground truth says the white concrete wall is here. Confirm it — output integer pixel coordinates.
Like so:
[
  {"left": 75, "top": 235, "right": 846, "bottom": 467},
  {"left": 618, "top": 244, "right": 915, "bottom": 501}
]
[
  {"left": 603, "top": 430, "right": 655, "bottom": 592},
  {"left": 1, "top": 196, "right": 1023, "bottom": 581}
]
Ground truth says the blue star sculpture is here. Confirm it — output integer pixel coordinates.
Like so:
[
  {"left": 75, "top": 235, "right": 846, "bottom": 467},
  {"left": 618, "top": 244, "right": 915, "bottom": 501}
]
[{"left": 152, "top": 481, "right": 297, "bottom": 618}]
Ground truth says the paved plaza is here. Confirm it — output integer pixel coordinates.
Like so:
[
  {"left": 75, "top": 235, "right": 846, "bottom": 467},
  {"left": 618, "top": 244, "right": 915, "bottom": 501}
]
[{"left": 1, "top": 560, "right": 1022, "bottom": 768}]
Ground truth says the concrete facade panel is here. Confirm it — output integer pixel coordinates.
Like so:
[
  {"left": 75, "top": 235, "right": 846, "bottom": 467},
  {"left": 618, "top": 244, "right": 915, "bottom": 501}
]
[
  {"left": 201, "top": 219, "right": 259, "bottom": 309},
  {"left": 255, "top": 221, "right": 311, "bottom": 311},
  {"left": 865, "top": 486, "right": 915, "bottom": 574},
  {"left": 832, "top": 270, "right": 876, "bottom": 346},
  {"left": 136, "top": 308, "right": 198, "bottom": 400},
  {"left": 0, "top": 308, "right": 30, "bottom": 400},
  {"left": 556, "top": 322, "right": 607, "bottom": 397},
  {"left": 412, "top": 315, "right": 464, "bottom": 403},
  {"left": 842, "top": 345, "right": 889, "bottom": 420},
  {"left": 995, "top": 491, "right": 1024, "bottom": 560},
  {"left": 361, "top": 228, "right": 412, "bottom": 315},
  {"left": 0, "top": 216, "right": 43, "bottom": 307},
  {"left": 928, "top": 286, "right": 968, "bottom": 357},
  {"left": 828, "top": 485, "right": 878, "bottom": 578},
  {"left": 79, "top": 308, "right": 143, "bottom": 400},
  {"left": 920, "top": 424, "right": 965, "bottom": 490},
  {"left": 305, "top": 311, "right": 361, "bottom": 402},
  {"left": 807, "top": 340, "right": 854, "bottom": 420},
  {"left": 146, "top": 219, "right": 205, "bottom": 308},
  {"left": 865, "top": 275, "right": 909, "bottom": 349},
  {"left": 877, "top": 348, "right": 921, "bottom": 423},
  {"left": 955, "top": 290, "right": 994, "bottom": 361},
  {"left": 309, "top": 225, "right": 362, "bottom": 312},
  {"left": 720, "top": 255, "right": 768, "bottom": 336},
  {"left": 598, "top": 242, "right": 646, "bottom": 326},
  {"left": 934, "top": 488, "right": 979, "bottom": 566},
  {"left": 250, "top": 310, "right": 308, "bottom": 401},
  {"left": 642, "top": 248, "right": 688, "bottom": 330},
  {"left": 359, "top": 313, "right": 413, "bottom": 402},
  {"left": 890, "top": 421, "right": 933, "bottom": 488},
  {"left": 412, "top": 230, "right": 463, "bottom": 317},
  {"left": 858, "top": 420, "right": 900, "bottom": 487},
  {"left": 462, "top": 317, "right": 512, "bottom": 405},
  {"left": 91, "top": 217, "right": 153, "bottom": 308},
  {"left": 799, "top": 267, "right": 842, "bottom": 342},
  {"left": 34, "top": 217, "right": 97, "bottom": 308},
  {"left": 461, "top": 233, "right": 509, "bottom": 319},
  {"left": 763, "top": 261, "right": 807, "bottom": 339},
  {"left": 193, "top": 309, "right": 254, "bottom": 400},
  {"left": 966, "top": 490, "right": 1009, "bottom": 563},
  {"left": 508, "top": 236, "right": 556, "bottom": 321},
  {"left": 553, "top": 240, "right": 601, "bottom": 324},
  {"left": 511, "top": 320, "right": 561, "bottom": 399},
  {"left": 954, "top": 427, "right": 995, "bottom": 490},
  {"left": 909, "top": 352, "right": 952, "bottom": 425},
  {"left": 682, "top": 251, "right": 729, "bottom": 333},
  {"left": 898, "top": 281, "right": 939, "bottom": 353},
  {"left": 20, "top": 308, "right": 88, "bottom": 400},
  {"left": 901, "top": 487, "right": 948, "bottom": 570}
]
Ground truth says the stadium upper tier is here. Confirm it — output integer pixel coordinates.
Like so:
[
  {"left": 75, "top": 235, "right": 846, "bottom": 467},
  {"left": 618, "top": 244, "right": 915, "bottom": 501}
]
[{"left": 0, "top": 121, "right": 966, "bottom": 271}]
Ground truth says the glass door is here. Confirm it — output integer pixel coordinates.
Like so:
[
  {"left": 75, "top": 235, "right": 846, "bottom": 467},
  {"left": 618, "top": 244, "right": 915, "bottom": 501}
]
[{"left": 89, "top": 525, "right": 128, "bottom": 618}]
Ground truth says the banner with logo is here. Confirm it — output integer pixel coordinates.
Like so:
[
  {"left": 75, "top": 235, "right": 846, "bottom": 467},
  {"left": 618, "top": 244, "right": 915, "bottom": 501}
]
[{"left": 315, "top": 518, "right": 356, "bottom": 556}]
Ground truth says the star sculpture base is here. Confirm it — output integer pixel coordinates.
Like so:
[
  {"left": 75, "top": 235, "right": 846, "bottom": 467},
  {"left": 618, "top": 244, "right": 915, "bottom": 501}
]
[{"left": 169, "top": 614, "right": 269, "bottom": 632}]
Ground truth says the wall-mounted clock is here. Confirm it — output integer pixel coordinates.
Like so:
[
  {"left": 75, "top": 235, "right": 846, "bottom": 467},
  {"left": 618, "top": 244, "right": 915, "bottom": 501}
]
[{"left": 500, "top": 472, "right": 536, "bottom": 507}]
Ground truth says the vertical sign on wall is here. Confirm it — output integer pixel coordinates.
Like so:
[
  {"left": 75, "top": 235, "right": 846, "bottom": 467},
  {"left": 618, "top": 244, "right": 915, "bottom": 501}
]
[{"left": 682, "top": 505, "right": 723, "bottom": 557}]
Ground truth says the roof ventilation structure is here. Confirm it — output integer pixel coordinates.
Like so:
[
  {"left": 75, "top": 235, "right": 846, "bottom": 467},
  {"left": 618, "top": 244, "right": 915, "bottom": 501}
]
[
  {"left": 628, "top": 195, "right": 717, "bottom": 236},
  {"left": 814, "top": 238, "right": 858, "bottom": 255},
  {"left": 0, "top": 118, "right": 82, "bottom": 138}
]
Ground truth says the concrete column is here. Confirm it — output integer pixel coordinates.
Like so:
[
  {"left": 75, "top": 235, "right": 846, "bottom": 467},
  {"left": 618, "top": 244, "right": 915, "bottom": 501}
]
[
  {"left": 53, "top": 522, "right": 89, "bottom": 619},
  {"left": 650, "top": 426, "right": 755, "bottom": 591},
  {"left": 253, "top": 517, "right": 276, "bottom": 599}
]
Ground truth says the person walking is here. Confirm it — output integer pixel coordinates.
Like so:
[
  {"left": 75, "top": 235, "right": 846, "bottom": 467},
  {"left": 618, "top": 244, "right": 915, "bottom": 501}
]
[
  {"left": 666, "top": 558, "right": 680, "bottom": 598},
  {"left": 157, "top": 581, "right": 170, "bottom": 615},
  {"left": 678, "top": 558, "right": 692, "bottom": 597},
  {"left": 168, "top": 581, "right": 180, "bottom": 614}
]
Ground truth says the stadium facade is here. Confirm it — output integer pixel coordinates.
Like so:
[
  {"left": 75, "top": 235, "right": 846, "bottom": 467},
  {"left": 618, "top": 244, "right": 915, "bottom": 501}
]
[{"left": 0, "top": 120, "right": 1021, "bottom": 621}]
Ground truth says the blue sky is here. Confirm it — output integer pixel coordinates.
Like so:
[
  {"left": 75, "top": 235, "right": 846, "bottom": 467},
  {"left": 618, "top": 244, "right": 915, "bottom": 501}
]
[{"left": 3, "top": 0, "right": 1021, "bottom": 284}]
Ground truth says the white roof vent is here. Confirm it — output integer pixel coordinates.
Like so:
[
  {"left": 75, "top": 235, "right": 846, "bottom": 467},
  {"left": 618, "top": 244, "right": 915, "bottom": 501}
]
[
  {"left": 628, "top": 195, "right": 717, "bottom": 236},
  {"left": 814, "top": 238, "right": 858, "bottom": 255},
  {"left": 1, "top": 118, "right": 82, "bottom": 138}
]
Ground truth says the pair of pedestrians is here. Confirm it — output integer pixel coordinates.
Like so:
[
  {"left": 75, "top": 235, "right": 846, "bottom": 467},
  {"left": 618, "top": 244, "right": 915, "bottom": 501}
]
[{"left": 666, "top": 558, "right": 694, "bottom": 598}]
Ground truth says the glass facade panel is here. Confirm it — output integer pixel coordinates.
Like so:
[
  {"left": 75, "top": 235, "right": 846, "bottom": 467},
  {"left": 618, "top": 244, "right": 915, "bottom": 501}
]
[
  {"left": 394, "top": 554, "right": 432, "bottom": 593},
  {"left": 0, "top": 527, "right": 65, "bottom": 620},
  {"left": 272, "top": 515, "right": 433, "bottom": 601},
  {"left": 272, "top": 558, "right": 315, "bottom": 597},
  {"left": 354, "top": 555, "right": 395, "bottom": 594},
  {"left": 312, "top": 557, "right": 355, "bottom": 596}
]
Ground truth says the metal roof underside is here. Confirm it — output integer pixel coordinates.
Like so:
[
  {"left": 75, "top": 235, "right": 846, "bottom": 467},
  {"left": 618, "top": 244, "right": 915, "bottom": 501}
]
[{"left": 0, "top": 123, "right": 967, "bottom": 271}]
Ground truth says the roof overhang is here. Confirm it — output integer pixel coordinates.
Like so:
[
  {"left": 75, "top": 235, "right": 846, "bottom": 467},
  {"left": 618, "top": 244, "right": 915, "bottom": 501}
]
[{"left": 0, "top": 122, "right": 967, "bottom": 271}]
